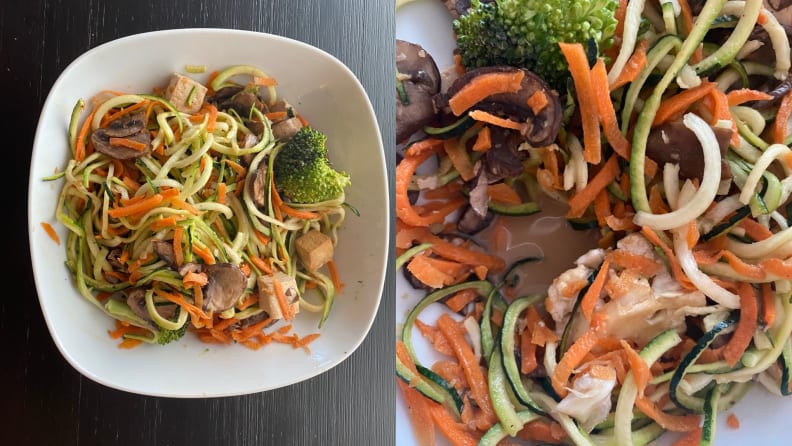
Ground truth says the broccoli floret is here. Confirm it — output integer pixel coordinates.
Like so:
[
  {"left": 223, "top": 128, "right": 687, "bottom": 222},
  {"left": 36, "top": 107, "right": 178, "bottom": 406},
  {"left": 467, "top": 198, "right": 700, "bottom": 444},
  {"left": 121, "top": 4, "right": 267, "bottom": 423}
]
[
  {"left": 454, "top": 0, "right": 619, "bottom": 91},
  {"left": 156, "top": 321, "right": 188, "bottom": 345},
  {"left": 273, "top": 127, "right": 350, "bottom": 204}
]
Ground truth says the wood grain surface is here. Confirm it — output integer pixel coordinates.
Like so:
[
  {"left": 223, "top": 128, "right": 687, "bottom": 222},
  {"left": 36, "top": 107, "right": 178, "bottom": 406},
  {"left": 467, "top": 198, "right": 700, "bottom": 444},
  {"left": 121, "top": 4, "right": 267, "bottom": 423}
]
[{"left": 0, "top": 1, "right": 395, "bottom": 445}]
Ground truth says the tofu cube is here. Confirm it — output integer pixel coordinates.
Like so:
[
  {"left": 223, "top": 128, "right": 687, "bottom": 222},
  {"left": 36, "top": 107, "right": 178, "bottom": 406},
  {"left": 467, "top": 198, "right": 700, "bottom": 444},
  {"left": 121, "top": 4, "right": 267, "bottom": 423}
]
[
  {"left": 257, "top": 271, "right": 300, "bottom": 320},
  {"left": 164, "top": 73, "right": 207, "bottom": 114},
  {"left": 295, "top": 230, "right": 334, "bottom": 272}
]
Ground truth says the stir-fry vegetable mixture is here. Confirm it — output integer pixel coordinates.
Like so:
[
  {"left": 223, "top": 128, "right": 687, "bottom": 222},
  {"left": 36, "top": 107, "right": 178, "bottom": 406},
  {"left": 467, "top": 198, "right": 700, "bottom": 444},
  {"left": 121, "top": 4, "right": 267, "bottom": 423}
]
[
  {"left": 396, "top": 0, "right": 792, "bottom": 444},
  {"left": 46, "top": 64, "right": 351, "bottom": 350}
]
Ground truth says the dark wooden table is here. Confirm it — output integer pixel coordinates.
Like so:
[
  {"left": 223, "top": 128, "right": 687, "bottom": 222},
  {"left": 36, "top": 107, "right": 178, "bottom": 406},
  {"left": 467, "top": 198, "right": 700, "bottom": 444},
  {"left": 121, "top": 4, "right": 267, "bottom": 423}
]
[{"left": 1, "top": 1, "right": 395, "bottom": 444}]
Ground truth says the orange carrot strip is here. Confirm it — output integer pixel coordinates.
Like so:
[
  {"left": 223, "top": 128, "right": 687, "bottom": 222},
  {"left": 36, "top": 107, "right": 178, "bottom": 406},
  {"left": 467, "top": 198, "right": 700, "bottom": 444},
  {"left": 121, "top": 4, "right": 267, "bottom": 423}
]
[
  {"left": 250, "top": 255, "right": 273, "bottom": 275},
  {"left": 74, "top": 109, "right": 97, "bottom": 162},
  {"left": 521, "top": 326, "right": 538, "bottom": 374},
  {"left": 614, "top": 0, "right": 628, "bottom": 38},
  {"left": 400, "top": 226, "right": 505, "bottom": 271},
  {"left": 761, "top": 282, "right": 775, "bottom": 328},
  {"left": 486, "top": 182, "right": 521, "bottom": 205},
  {"left": 192, "top": 243, "right": 215, "bottom": 265},
  {"left": 720, "top": 250, "right": 766, "bottom": 280},
  {"left": 722, "top": 282, "right": 758, "bottom": 366},
  {"left": 150, "top": 216, "right": 181, "bottom": 231},
  {"left": 727, "top": 413, "right": 740, "bottom": 429},
  {"left": 774, "top": 91, "right": 792, "bottom": 144},
  {"left": 253, "top": 76, "right": 277, "bottom": 87},
  {"left": 327, "top": 260, "right": 343, "bottom": 292},
  {"left": 740, "top": 218, "right": 773, "bottom": 241},
  {"left": 270, "top": 184, "right": 320, "bottom": 219},
  {"left": 559, "top": 42, "right": 601, "bottom": 164},
  {"left": 265, "top": 111, "right": 287, "bottom": 121},
  {"left": 40, "top": 222, "right": 61, "bottom": 245},
  {"left": 566, "top": 155, "right": 620, "bottom": 218},
  {"left": 109, "top": 137, "right": 147, "bottom": 151},
  {"left": 581, "top": 259, "right": 610, "bottom": 321},
  {"left": 727, "top": 89, "right": 774, "bottom": 106},
  {"left": 397, "top": 379, "right": 436, "bottom": 446},
  {"left": 472, "top": 126, "right": 492, "bottom": 152},
  {"left": 405, "top": 138, "right": 444, "bottom": 157},
  {"left": 445, "top": 288, "right": 479, "bottom": 313},
  {"left": 182, "top": 271, "right": 209, "bottom": 287},
  {"left": 621, "top": 340, "right": 651, "bottom": 394},
  {"left": 108, "top": 194, "right": 163, "bottom": 218},
  {"left": 594, "top": 189, "right": 611, "bottom": 227},
  {"left": 468, "top": 110, "right": 522, "bottom": 131},
  {"left": 206, "top": 104, "right": 218, "bottom": 132},
  {"left": 672, "top": 427, "right": 703, "bottom": 446},
  {"left": 635, "top": 396, "right": 701, "bottom": 432},
  {"left": 551, "top": 314, "right": 605, "bottom": 397},
  {"left": 397, "top": 151, "right": 464, "bottom": 227},
  {"left": 591, "top": 58, "right": 631, "bottom": 159},
  {"left": 216, "top": 182, "right": 227, "bottom": 204},
  {"left": 517, "top": 420, "right": 567, "bottom": 443},
  {"left": 422, "top": 181, "right": 463, "bottom": 200},
  {"left": 172, "top": 226, "right": 184, "bottom": 266},
  {"left": 408, "top": 255, "right": 455, "bottom": 289},
  {"left": 527, "top": 90, "right": 549, "bottom": 115},
  {"left": 154, "top": 287, "right": 209, "bottom": 320},
  {"left": 428, "top": 403, "right": 479, "bottom": 446},
  {"left": 608, "top": 250, "right": 662, "bottom": 277},
  {"left": 654, "top": 82, "right": 716, "bottom": 126},
  {"left": 118, "top": 338, "right": 144, "bottom": 349},
  {"left": 437, "top": 313, "right": 497, "bottom": 428},
  {"left": 273, "top": 278, "right": 295, "bottom": 321},
  {"left": 641, "top": 226, "right": 695, "bottom": 290},
  {"left": 448, "top": 70, "right": 525, "bottom": 116},
  {"left": 443, "top": 138, "right": 475, "bottom": 181},
  {"left": 610, "top": 40, "right": 649, "bottom": 92}
]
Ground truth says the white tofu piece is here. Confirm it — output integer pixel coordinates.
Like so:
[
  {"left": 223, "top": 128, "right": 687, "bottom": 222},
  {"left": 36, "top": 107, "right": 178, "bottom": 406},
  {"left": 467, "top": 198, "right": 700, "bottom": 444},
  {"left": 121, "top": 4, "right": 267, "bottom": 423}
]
[
  {"left": 164, "top": 73, "right": 207, "bottom": 114},
  {"left": 295, "top": 230, "right": 334, "bottom": 272},
  {"left": 257, "top": 271, "right": 299, "bottom": 320}
]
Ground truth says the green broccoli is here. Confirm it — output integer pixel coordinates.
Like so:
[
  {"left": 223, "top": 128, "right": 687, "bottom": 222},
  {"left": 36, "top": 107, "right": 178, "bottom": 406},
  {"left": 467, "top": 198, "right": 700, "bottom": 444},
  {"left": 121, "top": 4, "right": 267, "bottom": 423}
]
[
  {"left": 273, "top": 127, "right": 350, "bottom": 204},
  {"left": 454, "top": 0, "right": 619, "bottom": 91},
  {"left": 156, "top": 321, "right": 188, "bottom": 345}
]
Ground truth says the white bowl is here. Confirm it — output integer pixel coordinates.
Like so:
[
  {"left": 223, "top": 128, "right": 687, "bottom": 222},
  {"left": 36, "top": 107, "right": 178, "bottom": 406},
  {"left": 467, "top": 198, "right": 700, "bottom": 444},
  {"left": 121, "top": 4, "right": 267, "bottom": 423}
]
[{"left": 27, "top": 28, "right": 388, "bottom": 397}]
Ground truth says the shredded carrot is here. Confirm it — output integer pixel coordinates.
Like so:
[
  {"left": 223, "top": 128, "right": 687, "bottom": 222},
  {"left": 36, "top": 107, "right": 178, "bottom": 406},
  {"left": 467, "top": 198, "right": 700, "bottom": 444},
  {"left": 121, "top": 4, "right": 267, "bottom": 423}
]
[
  {"left": 399, "top": 225, "right": 505, "bottom": 271},
  {"left": 614, "top": 0, "right": 628, "bottom": 38},
  {"left": 486, "top": 182, "right": 521, "bottom": 205},
  {"left": 40, "top": 222, "right": 61, "bottom": 245},
  {"left": 672, "top": 427, "right": 703, "bottom": 446},
  {"left": 206, "top": 104, "right": 218, "bottom": 132},
  {"left": 727, "top": 413, "right": 740, "bottom": 429},
  {"left": 192, "top": 243, "right": 215, "bottom": 265},
  {"left": 108, "top": 194, "right": 163, "bottom": 218},
  {"left": 397, "top": 151, "right": 467, "bottom": 227},
  {"left": 654, "top": 82, "right": 717, "bottom": 126},
  {"left": 74, "top": 109, "right": 97, "bottom": 162},
  {"left": 581, "top": 259, "right": 610, "bottom": 321},
  {"left": 416, "top": 319, "right": 455, "bottom": 357},
  {"left": 761, "top": 282, "right": 775, "bottom": 329},
  {"left": 408, "top": 255, "right": 455, "bottom": 289},
  {"left": 428, "top": 403, "right": 479, "bottom": 446},
  {"left": 635, "top": 396, "right": 701, "bottom": 432},
  {"left": 453, "top": 53, "right": 466, "bottom": 75},
  {"left": 527, "top": 90, "right": 549, "bottom": 115},
  {"left": 471, "top": 125, "right": 492, "bottom": 152},
  {"left": 273, "top": 278, "right": 295, "bottom": 321},
  {"left": 150, "top": 216, "right": 181, "bottom": 231},
  {"left": 109, "top": 137, "right": 148, "bottom": 151},
  {"left": 443, "top": 138, "right": 476, "bottom": 181},
  {"left": 517, "top": 420, "right": 567, "bottom": 443},
  {"left": 445, "top": 289, "right": 480, "bottom": 313},
  {"left": 182, "top": 271, "right": 209, "bottom": 287},
  {"left": 559, "top": 42, "right": 601, "bottom": 164},
  {"left": 327, "top": 260, "right": 343, "bottom": 292},
  {"left": 566, "top": 155, "right": 620, "bottom": 218},
  {"left": 551, "top": 314, "right": 605, "bottom": 397},
  {"left": 172, "top": 226, "right": 184, "bottom": 266},
  {"left": 437, "top": 313, "right": 497, "bottom": 429},
  {"left": 726, "top": 89, "right": 774, "bottom": 106},
  {"left": 270, "top": 183, "right": 320, "bottom": 219},
  {"left": 591, "top": 58, "right": 631, "bottom": 159},
  {"left": 723, "top": 282, "right": 758, "bottom": 366},
  {"left": 774, "top": 91, "right": 792, "bottom": 144},
  {"left": 621, "top": 340, "right": 651, "bottom": 394},
  {"left": 641, "top": 226, "right": 695, "bottom": 290},
  {"left": 253, "top": 76, "right": 277, "bottom": 87},
  {"left": 448, "top": 70, "right": 525, "bottom": 116},
  {"left": 397, "top": 379, "right": 436, "bottom": 446},
  {"left": 405, "top": 138, "right": 444, "bottom": 157},
  {"left": 610, "top": 40, "right": 649, "bottom": 92},
  {"left": 468, "top": 110, "right": 522, "bottom": 131},
  {"left": 216, "top": 182, "right": 227, "bottom": 204}
]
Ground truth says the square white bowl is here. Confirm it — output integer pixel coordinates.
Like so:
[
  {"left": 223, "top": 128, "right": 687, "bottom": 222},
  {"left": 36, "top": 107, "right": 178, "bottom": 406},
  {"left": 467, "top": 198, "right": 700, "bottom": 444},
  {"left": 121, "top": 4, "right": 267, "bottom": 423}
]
[{"left": 28, "top": 28, "right": 389, "bottom": 397}]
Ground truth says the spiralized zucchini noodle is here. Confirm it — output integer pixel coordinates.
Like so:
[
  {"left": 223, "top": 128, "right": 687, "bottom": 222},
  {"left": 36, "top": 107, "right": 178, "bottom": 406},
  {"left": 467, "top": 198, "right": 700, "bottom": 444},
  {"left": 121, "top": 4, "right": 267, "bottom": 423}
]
[
  {"left": 396, "top": 0, "right": 792, "bottom": 444},
  {"left": 51, "top": 64, "right": 350, "bottom": 349}
]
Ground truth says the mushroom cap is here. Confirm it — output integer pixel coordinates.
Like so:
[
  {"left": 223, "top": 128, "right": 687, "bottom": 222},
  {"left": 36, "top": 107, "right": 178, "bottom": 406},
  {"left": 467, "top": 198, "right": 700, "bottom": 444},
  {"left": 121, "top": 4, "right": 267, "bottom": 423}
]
[
  {"left": 396, "top": 39, "right": 442, "bottom": 144},
  {"left": 202, "top": 263, "right": 247, "bottom": 312}
]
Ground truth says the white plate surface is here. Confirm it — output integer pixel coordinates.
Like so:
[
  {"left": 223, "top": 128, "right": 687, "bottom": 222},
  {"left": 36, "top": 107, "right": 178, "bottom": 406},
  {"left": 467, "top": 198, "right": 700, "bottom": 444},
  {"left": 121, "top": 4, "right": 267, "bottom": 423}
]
[
  {"left": 396, "top": 1, "right": 792, "bottom": 444},
  {"left": 28, "top": 28, "right": 388, "bottom": 397}
]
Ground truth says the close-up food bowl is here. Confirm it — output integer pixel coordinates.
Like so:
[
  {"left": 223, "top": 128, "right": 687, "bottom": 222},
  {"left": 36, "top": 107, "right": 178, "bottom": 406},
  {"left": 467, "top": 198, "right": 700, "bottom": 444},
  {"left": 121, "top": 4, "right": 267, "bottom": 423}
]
[{"left": 27, "top": 28, "right": 388, "bottom": 398}]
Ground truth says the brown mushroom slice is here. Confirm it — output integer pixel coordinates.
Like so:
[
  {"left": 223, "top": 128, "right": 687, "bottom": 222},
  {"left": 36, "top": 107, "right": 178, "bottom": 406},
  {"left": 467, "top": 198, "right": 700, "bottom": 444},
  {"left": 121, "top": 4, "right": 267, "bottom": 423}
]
[
  {"left": 249, "top": 163, "right": 269, "bottom": 209},
  {"left": 91, "top": 127, "right": 152, "bottom": 160},
  {"left": 202, "top": 263, "right": 247, "bottom": 312},
  {"left": 766, "top": 0, "right": 792, "bottom": 26},
  {"left": 103, "top": 110, "right": 147, "bottom": 138},
  {"left": 645, "top": 120, "right": 733, "bottom": 180},
  {"left": 271, "top": 117, "right": 304, "bottom": 142},
  {"left": 444, "top": 66, "right": 563, "bottom": 147},
  {"left": 124, "top": 287, "right": 178, "bottom": 323},
  {"left": 106, "top": 248, "right": 127, "bottom": 272},
  {"left": 396, "top": 39, "right": 442, "bottom": 144},
  {"left": 152, "top": 239, "right": 176, "bottom": 267}
]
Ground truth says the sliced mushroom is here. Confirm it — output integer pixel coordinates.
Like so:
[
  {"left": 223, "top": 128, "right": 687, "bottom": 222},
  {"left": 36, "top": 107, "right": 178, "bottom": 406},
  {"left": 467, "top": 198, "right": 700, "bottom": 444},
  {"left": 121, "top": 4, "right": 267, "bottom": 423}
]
[
  {"left": 271, "top": 117, "right": 304, "bottom": 141},
  {"left": 249, "top": 163, "right": 269, "bottom": 209},
  {"left": 106, "top": 248, "right": 127, "bottom": 272},
  {"left": 396, "top": 39, "right": 442, "bottom": 144},
  {"left": 484, "top": 127, "right": 527, "bottom": 181},
  {"left": 766, "top": 0, "right": 792, "bottom": 26},
  {"left": 124, "top": 287, "right": 177, "bottom": 323},
  {"left": 645, "top": 120, "right": 733, "bottom": 180},
  {"left": 202, "top": 263, "right": 247, "bottom": 312},
  {"left": 457, "top": 205, "right": 495, "bottom": 235},
  {"left": 103, "top": 110, "right": 147, "bottom": 138},
  {"left": 91, "top": 126, "right": 152, "bottom": 160},
  {"left": 152, "top": 239, "right": 176, "bottom": 267},
  {"left": 444, "top": 66, "right": 563, "bottom": 146}
]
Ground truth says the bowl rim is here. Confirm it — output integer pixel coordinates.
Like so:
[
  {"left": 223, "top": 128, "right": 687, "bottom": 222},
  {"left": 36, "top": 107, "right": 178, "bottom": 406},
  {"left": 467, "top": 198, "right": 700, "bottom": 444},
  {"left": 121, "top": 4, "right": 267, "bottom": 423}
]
[{"left": 27, "top": 27, "right": 390, "bottom": 397}]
